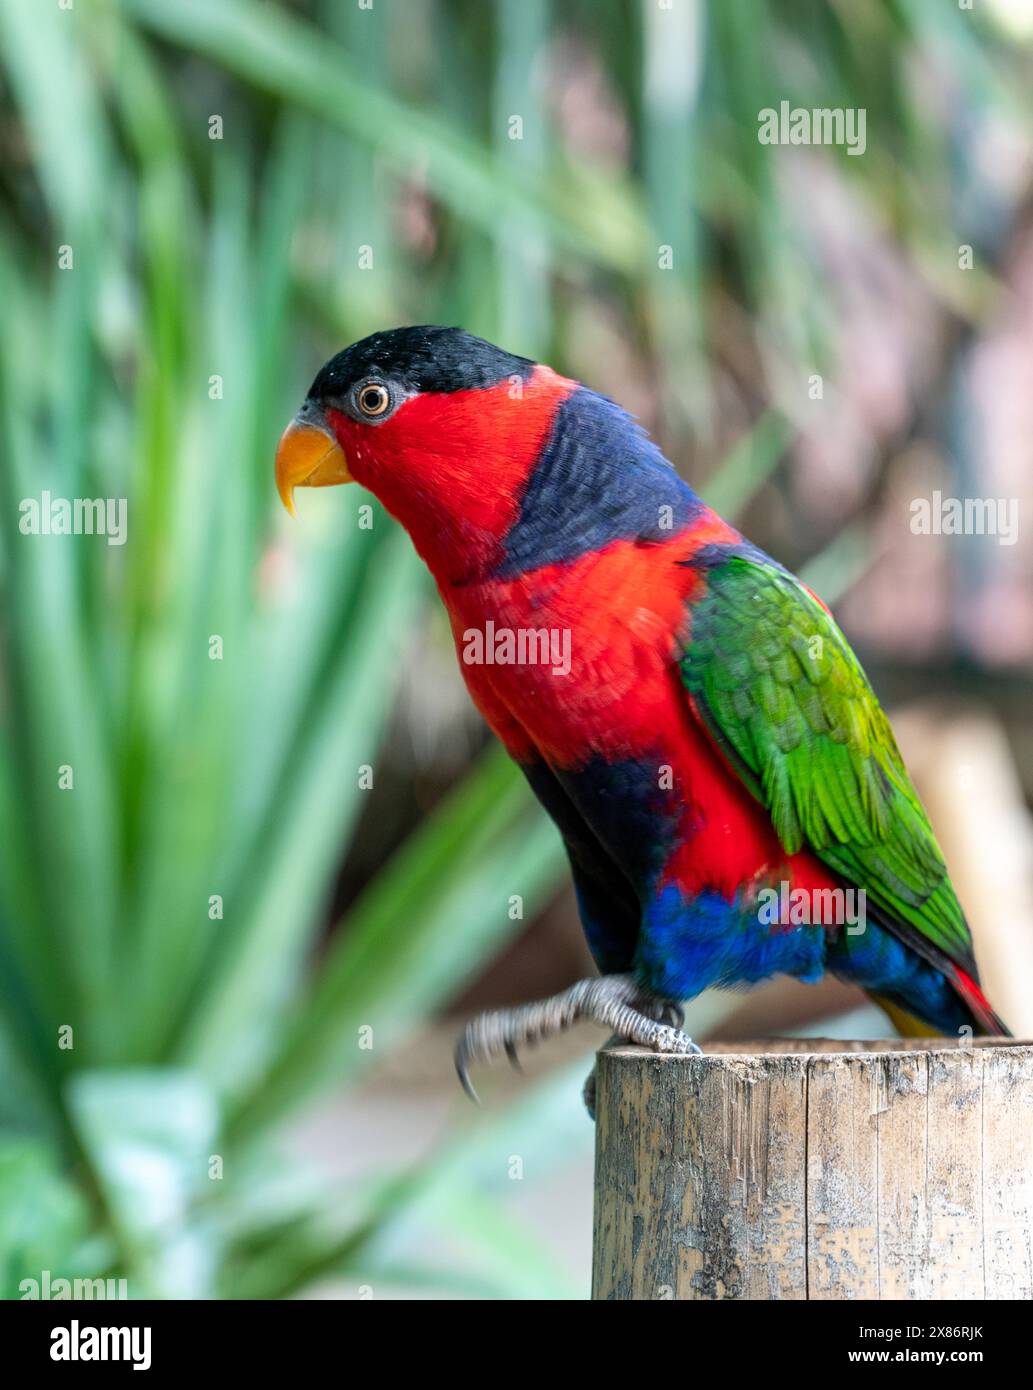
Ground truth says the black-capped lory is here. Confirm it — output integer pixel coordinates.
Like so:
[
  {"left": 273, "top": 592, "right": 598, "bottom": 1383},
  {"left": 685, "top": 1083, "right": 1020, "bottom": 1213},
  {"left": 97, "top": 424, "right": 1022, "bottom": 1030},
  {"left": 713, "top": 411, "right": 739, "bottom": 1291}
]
[{"left": 275, "top": 326, "right": 1007, "bottom": 1101}]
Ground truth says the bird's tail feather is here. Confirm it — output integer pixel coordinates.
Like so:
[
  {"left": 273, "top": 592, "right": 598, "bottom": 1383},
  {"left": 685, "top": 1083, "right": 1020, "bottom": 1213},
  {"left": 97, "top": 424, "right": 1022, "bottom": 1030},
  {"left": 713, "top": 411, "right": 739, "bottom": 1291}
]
[
  {"left": 870, "top": 969, "right": 1009, "bottom": 1040},
  {"left": 950, "top": 966, "right": 1010, "bottom": 1036}
]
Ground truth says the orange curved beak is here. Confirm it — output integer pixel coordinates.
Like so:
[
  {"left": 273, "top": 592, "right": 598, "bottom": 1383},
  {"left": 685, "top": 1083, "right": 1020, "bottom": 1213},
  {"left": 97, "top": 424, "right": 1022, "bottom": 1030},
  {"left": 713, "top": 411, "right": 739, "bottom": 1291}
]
[{"left": 275, "top": 406, "right": 352, "bottom": 517}]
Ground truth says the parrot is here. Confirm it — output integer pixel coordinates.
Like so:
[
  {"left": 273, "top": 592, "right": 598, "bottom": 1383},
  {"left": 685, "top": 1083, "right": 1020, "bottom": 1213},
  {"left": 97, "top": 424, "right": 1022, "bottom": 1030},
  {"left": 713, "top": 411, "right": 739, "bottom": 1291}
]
[{"left": 275, "top": 325, "right": 1007, "bottom": 1102}]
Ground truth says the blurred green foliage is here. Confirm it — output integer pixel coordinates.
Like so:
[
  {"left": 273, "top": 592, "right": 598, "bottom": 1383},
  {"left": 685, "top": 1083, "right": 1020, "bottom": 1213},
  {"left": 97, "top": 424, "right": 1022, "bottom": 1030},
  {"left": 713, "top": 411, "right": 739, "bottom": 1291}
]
[{"left": 0, "top": 0, "right": 1026, "bottom": 1298}]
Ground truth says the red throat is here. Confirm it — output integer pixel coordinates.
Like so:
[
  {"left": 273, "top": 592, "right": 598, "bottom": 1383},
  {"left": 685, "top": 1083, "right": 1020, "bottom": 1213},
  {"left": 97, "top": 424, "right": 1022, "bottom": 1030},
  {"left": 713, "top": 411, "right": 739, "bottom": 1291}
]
[{"left": 325, "top": 365, "right": 577, "bottom": 583}]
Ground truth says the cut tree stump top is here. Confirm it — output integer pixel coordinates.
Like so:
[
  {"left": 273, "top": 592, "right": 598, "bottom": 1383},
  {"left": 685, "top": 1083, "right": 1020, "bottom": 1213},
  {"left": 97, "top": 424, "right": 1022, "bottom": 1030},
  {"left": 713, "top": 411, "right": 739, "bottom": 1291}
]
[{"left": 592, "top": 1037, "right": 1033, "bottom": 1301}]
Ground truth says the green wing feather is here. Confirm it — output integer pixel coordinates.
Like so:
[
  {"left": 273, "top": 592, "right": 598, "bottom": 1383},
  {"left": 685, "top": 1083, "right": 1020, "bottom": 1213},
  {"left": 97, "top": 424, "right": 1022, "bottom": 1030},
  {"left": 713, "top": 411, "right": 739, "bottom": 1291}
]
[{"left": 679, "top": 553, "right": 973, "bottom": 969}]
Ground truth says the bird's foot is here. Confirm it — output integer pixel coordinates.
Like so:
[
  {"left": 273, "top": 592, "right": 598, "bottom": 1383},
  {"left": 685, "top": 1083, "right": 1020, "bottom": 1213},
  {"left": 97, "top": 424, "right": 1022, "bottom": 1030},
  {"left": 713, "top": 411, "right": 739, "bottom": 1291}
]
[
  {"left": 581, "top": 1000, "right": 696, "bottom": 1119},
  {"left": 455, "top": 974, "right": 699, "bottom": 1104}
]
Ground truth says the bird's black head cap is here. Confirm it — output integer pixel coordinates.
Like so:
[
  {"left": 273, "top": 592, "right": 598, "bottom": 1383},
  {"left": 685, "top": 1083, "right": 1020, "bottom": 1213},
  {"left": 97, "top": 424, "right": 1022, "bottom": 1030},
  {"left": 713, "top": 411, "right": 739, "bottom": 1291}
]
[{"left": 308, "top": 325, "right": 536, "bottom": 404}]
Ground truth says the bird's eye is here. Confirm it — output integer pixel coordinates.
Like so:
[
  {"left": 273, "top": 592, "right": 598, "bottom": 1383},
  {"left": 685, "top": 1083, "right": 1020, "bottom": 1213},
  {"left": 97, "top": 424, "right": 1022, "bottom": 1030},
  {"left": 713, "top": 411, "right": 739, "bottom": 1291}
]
[{"left": 356, "top": 382, "right": 392, "bottom": 418}]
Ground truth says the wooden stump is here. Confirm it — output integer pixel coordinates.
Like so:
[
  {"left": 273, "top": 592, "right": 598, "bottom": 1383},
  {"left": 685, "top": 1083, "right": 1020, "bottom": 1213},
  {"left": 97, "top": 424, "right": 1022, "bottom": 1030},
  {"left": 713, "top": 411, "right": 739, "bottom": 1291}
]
[{"left": 592, "top": 1038, "right": 1033, "bottom": 1300}]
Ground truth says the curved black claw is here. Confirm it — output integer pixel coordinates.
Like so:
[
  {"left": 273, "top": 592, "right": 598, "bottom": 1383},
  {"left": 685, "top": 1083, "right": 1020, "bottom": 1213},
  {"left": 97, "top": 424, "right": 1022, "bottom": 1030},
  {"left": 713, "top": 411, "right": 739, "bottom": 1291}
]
[
  {"left": 660, "top": 1001, "right": 685, "bottom": 1030},
  {"left": 582, "top": 1069, "right": 598, "bottom": 1121},
  {"left": 504, "top": 1039, "right": 523, "bottom": 1072},
  {"left": 454, "top": 1042, "right": 482, "bottom": 1106}
]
